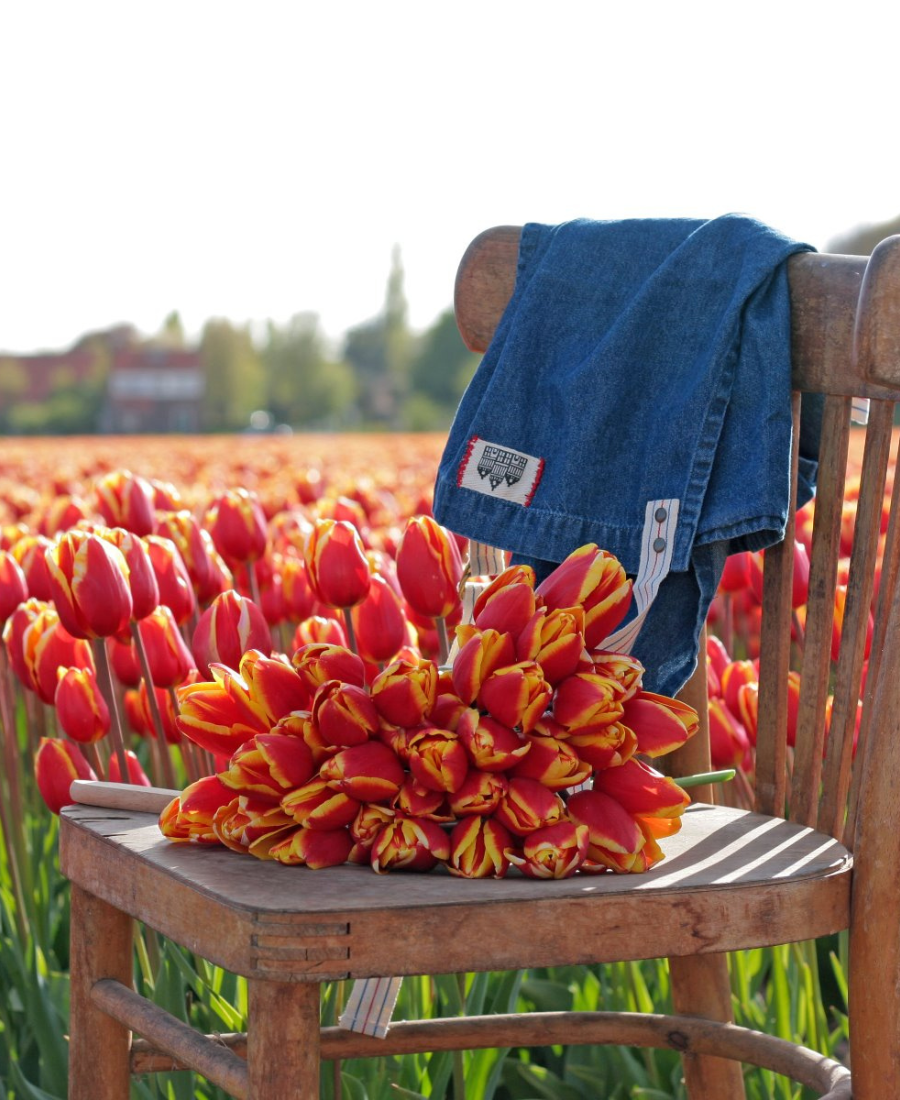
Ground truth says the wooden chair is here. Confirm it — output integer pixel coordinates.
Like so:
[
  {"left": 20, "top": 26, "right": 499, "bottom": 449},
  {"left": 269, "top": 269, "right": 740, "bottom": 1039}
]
[{"left": 60, "top": 227, "right": 900, "bottom": 1099}]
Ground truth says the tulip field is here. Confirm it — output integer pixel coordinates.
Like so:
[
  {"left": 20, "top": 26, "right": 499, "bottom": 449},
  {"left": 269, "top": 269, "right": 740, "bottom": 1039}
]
[{"left": 0, "top": 431, "right": 875, "bottom": 1099}]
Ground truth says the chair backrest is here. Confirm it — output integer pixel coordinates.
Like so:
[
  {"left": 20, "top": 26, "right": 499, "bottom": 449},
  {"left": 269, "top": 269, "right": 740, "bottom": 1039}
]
[{"left": 453, "top": 226, "right": 900, "bottom": 857}]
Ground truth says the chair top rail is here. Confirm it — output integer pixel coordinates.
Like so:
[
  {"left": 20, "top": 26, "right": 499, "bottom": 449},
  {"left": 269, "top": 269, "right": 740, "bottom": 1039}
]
[{"left": 454, "top": 226, "right": 900, "bottom": 400}]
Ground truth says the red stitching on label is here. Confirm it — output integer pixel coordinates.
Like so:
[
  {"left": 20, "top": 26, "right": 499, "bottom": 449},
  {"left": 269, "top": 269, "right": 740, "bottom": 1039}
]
[
  {"left": 523, "top": 457, "right": 545, "bottom": 506},
  {"left": 457, "top": 435, "right": 479, "bottom": 487}
]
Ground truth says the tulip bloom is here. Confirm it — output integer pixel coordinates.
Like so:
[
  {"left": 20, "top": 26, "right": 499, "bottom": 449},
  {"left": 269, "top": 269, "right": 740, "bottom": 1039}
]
[
  {"left": 719, "top": 551, "right": 753, "bottom": 593},
  {"left": 536, "top": 544, "right": 633, "bottom": 649},
  {"left": 492, "top": 777, "right": 565, "bottom": 836},
  {"left": 10, "top": 534, "right": 55, "bottom": 601},
  {"left": 319, "top": 740, "right": 406, "bottom": 802},
  {"left": 511, "top": 733, "right": 592, "bottom": 790},
  {"left": 306, "top": 519, "right": 371, "bottom": 609},
  {"left": 370, "top": 814, "right": 450, "bottom": 873},
  {"left": 192, "top": 589, "right": 271, "bottom": 678},
  {"left": 55, "top": 666, "right": 110, "bottom": 744},
  {"left": 447, "top": 769, "right": 509, "bottom": 817},
  {"left": 206, "top": 488, "right": 269, "bottom": 567},
  {"left": 474, "top": 582, "right": 537, "bottom": 639},
  {"left": 406, "top": 726, "right": 469, "bottom": 793},
  {"left": 708, "top": 696, "right": 751, "bottom": 768},
  {"left": 393, "top": 776, "right": 453, "bottom": 821},
  {"left": 144, "top": 535, "right": 197, "bottom": 625},
  {"left": 451, "top": 628, "right": 516, "bottom": 705},
  {"left": 350, "top": 572, "right": 409, "bottom": 664},
  {"left": 552, "top": 671, "right": 625, "bottom": 734},
  {"left": 212, "top": 796, "right": 298, "bottom": 858},
  {"left": 133, "top": 680, "right": 183, "bottom": 743},
  {"left": 292, "top": 615, "right": 348, "bottom": 650},
  {"left": 505, "top": 821, "right": 589, "bottom": 879},
  {"left": 516, "top": 607, "right": 586, "bottom": 685},
  {"left": 280, "top": 778, "right": 361, "bottom": 830},
  {"left": 108, "top": 749, "right": 152, "bottom": 786},
  {"left": 281, "top": 555, "right": 320, "bottom": 621},
  {"left": 566, "top": 788, "right": 646, "bottom": 872},
  {"left": 566, "top": 721, "right": 637, "bottom": 771},
  {"left": 370, "top": 656, "right": 439, "bottom": 727},
  {"left": 592, "top": 758, "right": 690, "bottom": 819},
  {"left": 447, "top": 815, "right": 512, "bottom": 878},
  {"left": 238, "top": 649, "right": 310, "bottom": 725},
  {"left": 471, "top": 564, "right": 536, "bottom": 617},
  {"left": 721, "top": 659, "right": 758, "bottom": 716},
  {"left": 100, "top": 528, "right": 160, "bottom": 622},
  {"left": 590, "top": 652, "right": 644, "bottom": 702},
  {"left": 292, "top": 642, "right": 366, "bottom": 693},
  {"left": 45, "top": 530, "right": 133, "bottom": 639},
  {"left": 395, "top": 515, "right": 463, "bottom": 620},
  {"left": 134, "top": 605, "right": 197, "bottom": 687},
  {"left": 270, "top": 826, "right": 353, "bottom": 869},
  {"left": 312, "top": 680, "right": 379, "bottom": 747},
  {"left": 622, "top": 691, "right": 698, "bottom": 757},
  {"left": 155, "top": 511, "right": 229, "bottom": 606},
  {"left": 34, "top": 737, "right": 98, "bottom": 815},
  {"left": 8, "top": 600, "right": 94, "bottom": 704},
  {"left": 478, "top": 660, "right": 551, "bottom": 733},
  {"left": 0, "top": 551, "right": 28, "bottom": 622},
  {"left": 349, "top": 804, "right": 396, "bottom": 862},
  {"left": 159, "top": 775, "right": 235, "bottom": 844},
  {"left": 94, "top": 470, "right": 156, "bottom": 536},
  {"left": 176, "top": 665, "right": 272, "bottom": 756},
  {"left": 457, "top": 710, "right": 531, "bottom": 772}
]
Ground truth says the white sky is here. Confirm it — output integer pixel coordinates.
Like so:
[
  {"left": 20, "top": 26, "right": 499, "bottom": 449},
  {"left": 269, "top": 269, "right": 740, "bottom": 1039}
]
[{"left": 2, "top": 1, "right": 899, "bottom": 354}]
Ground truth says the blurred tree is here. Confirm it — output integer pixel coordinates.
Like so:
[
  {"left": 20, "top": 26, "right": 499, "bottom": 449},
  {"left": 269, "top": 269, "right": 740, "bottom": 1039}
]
[
  {"left": 200, "top": 319, "right": 267, "bottom": 431},
  {"left": 828, "top": 214, "right": 900, "bottom": 256},
  {"left": 0, "top": 359, "right": 29, "bottom": 431},
  {"left": 403, "top": 307, "right": 480, "bottom": 428},
  {"left": 262, "top": 312, "right": 358, "bottom": 428},
  {"left": 159, "top": 310, "right": 186, "bottom": 346},
  {"left": 344, "top": 247, "right": 413, "bottom": 425}
]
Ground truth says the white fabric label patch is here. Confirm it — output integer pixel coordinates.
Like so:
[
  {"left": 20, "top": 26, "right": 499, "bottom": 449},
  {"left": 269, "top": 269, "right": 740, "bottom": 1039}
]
[{"left": 458, "top": 437, "right": 544, "bottom": 506}]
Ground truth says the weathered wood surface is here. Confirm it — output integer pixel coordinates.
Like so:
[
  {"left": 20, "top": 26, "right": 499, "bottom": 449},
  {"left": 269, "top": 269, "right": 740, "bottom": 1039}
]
[
  {"left": 68, "top": 885, "right": 133, "bottom": 1100},
  {"left": 60, "top": 802, "right": 850, "bottom": 983}
]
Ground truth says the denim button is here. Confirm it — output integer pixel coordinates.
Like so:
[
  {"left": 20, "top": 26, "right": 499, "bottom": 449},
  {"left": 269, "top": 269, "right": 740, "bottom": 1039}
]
[
  {"left": 655, "top": 507, "right": 668, "bottom": 522},
  {"left": 653, "top": 537, "right": 667, "bottom": 553}
]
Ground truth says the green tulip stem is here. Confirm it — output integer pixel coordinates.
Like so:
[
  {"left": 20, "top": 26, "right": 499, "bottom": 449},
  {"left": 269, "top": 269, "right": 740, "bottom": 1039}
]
[
  {"left": 436, "top": 616, "right": 451, "bottom": 666},
  {"left": 342, "top": 607, "right": 359, "bottom": 656},
  {"left": 92, "top": 637, "right": 132, "bottom": 785},
  {"left": 675, "top": 769, "right": 736, "bottom": 789},
  {"left": 246, "top": 561, "right": 262, "bottom": 608}
]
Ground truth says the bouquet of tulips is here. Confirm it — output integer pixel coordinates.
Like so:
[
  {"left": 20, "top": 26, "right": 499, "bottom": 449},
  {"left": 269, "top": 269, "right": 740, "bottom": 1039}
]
[{"left": 161, "top": 542, "right": 697, "bottom": 879}]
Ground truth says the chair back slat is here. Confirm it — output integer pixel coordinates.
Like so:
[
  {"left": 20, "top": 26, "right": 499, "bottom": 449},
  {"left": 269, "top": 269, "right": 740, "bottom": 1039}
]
[
  {"left": 818, "top": 398, "right": 894, "bottom": 841},
  {"left": 845, "top": 435, "right": 900, "bottom": 843},
  {"left": 754, "top": 395, "right": 800, "bottom": 818},
  {"left": 787, "top": 394, "right": 852, "bottom": 827}
]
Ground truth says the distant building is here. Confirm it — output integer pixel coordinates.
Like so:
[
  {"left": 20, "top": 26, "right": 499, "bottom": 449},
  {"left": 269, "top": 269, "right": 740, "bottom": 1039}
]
[{"left": 6, "top": 326, "right": 205, "bottom": 433}]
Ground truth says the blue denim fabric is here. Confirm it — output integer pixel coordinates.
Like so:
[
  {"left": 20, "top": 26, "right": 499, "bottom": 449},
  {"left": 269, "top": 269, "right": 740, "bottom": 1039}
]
[{"left": 433, "top": 215, "right": 821, "bottom": 696}]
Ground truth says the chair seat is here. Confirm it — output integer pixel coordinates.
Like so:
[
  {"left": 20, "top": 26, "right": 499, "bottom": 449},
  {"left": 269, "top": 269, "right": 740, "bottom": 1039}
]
[{"left": 60, "top": 801, "right": 851, "bottom": 982}]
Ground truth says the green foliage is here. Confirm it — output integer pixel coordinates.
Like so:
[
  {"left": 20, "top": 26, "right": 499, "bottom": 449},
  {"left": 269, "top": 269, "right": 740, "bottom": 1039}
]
[
  {"left": 406, "top": 309, "right": 480, "bottom": 426},
  {"left": 261, "top": 313, "right": 358, "bottom": 429},
  {"left": 200, "top": 320, "right": 268, "bottom": 433}
]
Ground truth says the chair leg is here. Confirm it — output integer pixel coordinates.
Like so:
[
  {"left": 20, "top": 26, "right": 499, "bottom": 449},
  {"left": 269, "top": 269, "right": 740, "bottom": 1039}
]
[
  {"left": 68, "top": 884, "right": 133, "bottom": 1100},
  {"left": 247, "top": 978, "right": 321, "bottom": 1099},
  {"left": 669, "top": 953, "right": 746, "bottom": 1100}
]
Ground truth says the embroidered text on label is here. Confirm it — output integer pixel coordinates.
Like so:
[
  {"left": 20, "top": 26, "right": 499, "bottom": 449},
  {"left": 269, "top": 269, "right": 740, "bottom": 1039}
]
[{"left": 457, "top": 437, "right": 544, "bottom": 507}]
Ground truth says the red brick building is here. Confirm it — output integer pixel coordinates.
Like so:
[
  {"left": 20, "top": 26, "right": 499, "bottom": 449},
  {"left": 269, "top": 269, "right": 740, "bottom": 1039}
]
[{"left": 5, "top": 327, "right": 205, "bottom": 433}]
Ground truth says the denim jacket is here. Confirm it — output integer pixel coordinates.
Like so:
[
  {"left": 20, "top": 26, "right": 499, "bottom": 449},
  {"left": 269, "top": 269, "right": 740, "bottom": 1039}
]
[{"left": 433, "top": 215, "right": 821, "bottom": 695}]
